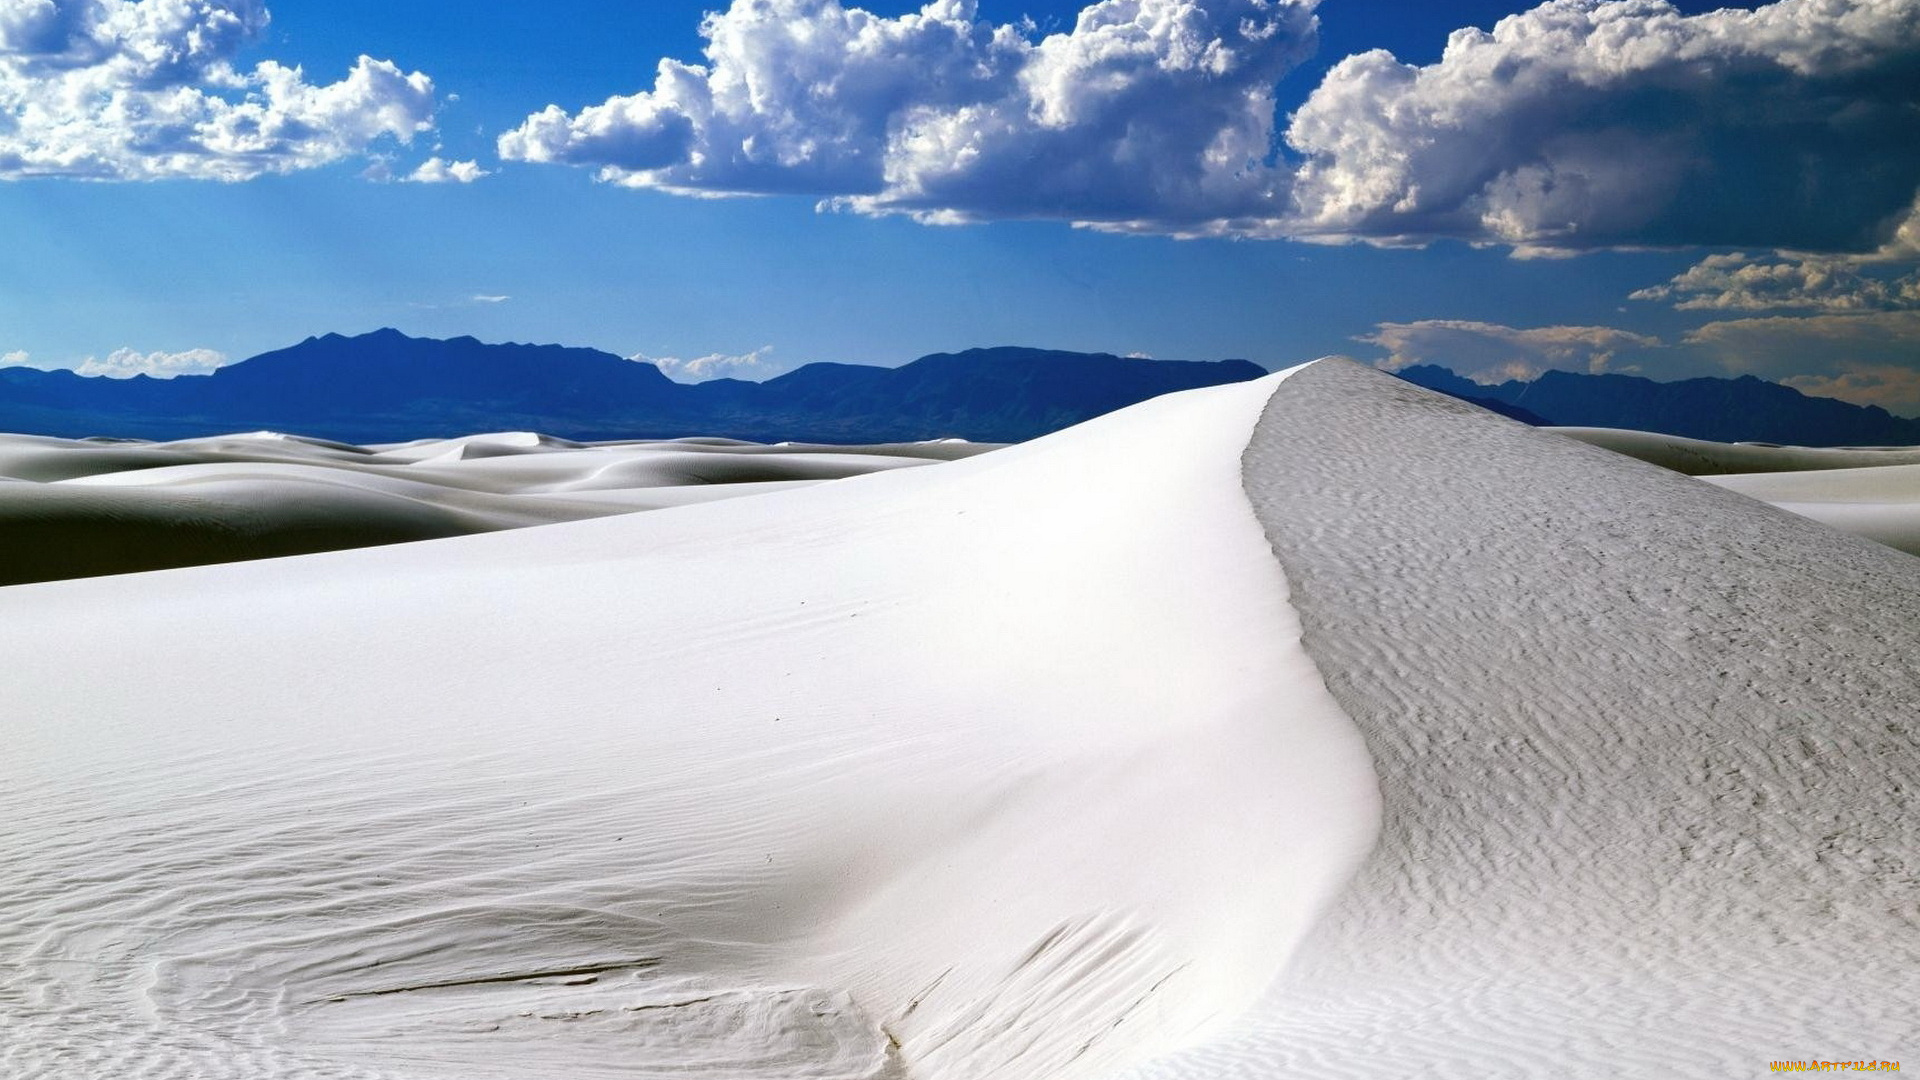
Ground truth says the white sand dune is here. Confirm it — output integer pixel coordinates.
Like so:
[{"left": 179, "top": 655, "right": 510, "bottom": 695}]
[
  {"left": 0, "top": 431, "right": 998, "bottom": 584},
  {"left": 1550, "top": 425, "right": 1920, "bottom": 475},
  {"left": 0, "top": 371, "right": 1377, "bottom": 1080},
  {"left": 1124, "top": 361, "right": 1919, "bottom": 1078},
  {"left": 5, "top": 364, "right": 1916, "bottom": 1080},
  {"left": 1700, "top": 464, "right": 1920, "bottom": 557},
  {"left": 1547, "top": 425, "right": 1920, "bottom": 557}
]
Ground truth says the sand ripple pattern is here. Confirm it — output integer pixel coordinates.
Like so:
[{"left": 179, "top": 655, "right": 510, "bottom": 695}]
[
  {"left": 1, "top": 745, "right": 900, "bottom": 1080},
  {"left": 1128, "top": 359, "right": 1920, "bottom": 1078},
  {"left": 1, "top": 375, "right": 1374, "bottom": 1080}
]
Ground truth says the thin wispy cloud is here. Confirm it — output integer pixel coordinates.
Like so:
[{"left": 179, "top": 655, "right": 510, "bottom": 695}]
[
  {"left": 1360, "top": 320, "right": 1662, "bottom": 383},
  {"left": 1684, "top": 311, "right": 1920, "bottom": 381},
  {"left": 0, "top": 0, "right": 438, "bottom": 180},
  {"left": 1781, "top": 364, "right": 1920, "bottom": 415},
  {"left": 1361, "top": 308, "right": 1920, "bottom": 415}
]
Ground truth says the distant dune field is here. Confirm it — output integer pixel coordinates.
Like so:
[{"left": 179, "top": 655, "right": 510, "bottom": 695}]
[
  {"left": 3, "top": 364, "right": 1914, "bottom": 1080},
  {"left": 6, "top": 413, "right": 1920, "bottom": 589},
  {"left": 0, "top": 431, "right": 1000, "bottom": 585}
]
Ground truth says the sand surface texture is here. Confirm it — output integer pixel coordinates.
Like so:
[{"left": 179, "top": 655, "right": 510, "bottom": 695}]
[
  {"left": 6, "top": 363, "right": 1915, "bottom": 1079},
  {"left": 1122, "top": 360, "right": 1920, "bottom": 1078},
  {"left": 1, "top": 371, "right": 1379, "bottom": 1080},
  {"left": 0, "top": 431, "right": 995, "bottom": 585},
  {"left": 1701, "top": 464, "right": 1920, "bottom": 557},
  {"left": 1551, "top": 426, "right": 1920, "bottom": 475}
]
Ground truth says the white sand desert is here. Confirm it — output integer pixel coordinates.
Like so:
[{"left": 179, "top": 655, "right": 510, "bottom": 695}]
[
  {"left": 1548, "top": 426, "right": 1920, "bottom": 557},
  {"left": 0, "top": 431, "right": 997, "bottom": 585},
  {"left": 4, "top": 361, "right": 1916, "bottom": 1079}
]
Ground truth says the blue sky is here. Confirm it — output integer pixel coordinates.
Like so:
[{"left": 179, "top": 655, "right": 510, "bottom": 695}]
[{"left": 4, "top": 0, "right": 1919, "bottom": 410}]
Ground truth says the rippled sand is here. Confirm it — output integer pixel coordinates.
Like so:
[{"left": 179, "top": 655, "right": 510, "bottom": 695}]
[
  {"left": 2, "top": 368, "right": 1375, "bottom": 1080},
  {"left": 5, "top": 363, "right": 1916, "bottom": 1079},
  {"left": 1128, "top": 361, "right": 1920, "bottom": 1078}
]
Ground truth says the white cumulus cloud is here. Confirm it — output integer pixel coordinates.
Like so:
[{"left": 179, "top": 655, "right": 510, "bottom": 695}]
[
  {"left": 0, "top": 0, "right": 438, "bottom": 180},
  {"left": 631, "top": 345, "right": 784, "bottom": 383},
  {"left": 1632, "top": 199, "right": 1920, "bottom": 311},
  {"left": 499, "top": 0, "right": 1318, "bottom": 232},
  {"left": 1285, "top": 0, "right": 1920, "bottom": 251},
  {"left": 1631, "top": 252, "right": 1920, "bottom": 312},
  {"left": 73, "top": 346, "right": 228, "bottom": 378},
  {"left": 406, "top": 156, "right": 488, "bottom": 183},
  {"left": 496, "top": 0, "right": 1920, "bottom": 251}
]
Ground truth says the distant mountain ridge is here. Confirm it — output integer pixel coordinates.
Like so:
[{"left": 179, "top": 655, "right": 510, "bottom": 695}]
[
  {"left": 1396, "top": 364, "right": 1920, "bottom": 447},
  {"left": 0, "top": 329, "right": 1267, "bottom": 443},
  {"left": 11, "top": 333, "right": 1910, "bottom": 447}
]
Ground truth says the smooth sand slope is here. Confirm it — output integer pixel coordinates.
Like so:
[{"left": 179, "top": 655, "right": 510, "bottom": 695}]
[
  {"left": 1551, "top": 425, "right": 1920, "bottom": 475},
  {"left": 5, "top": 364, "right": 1915, "bottom": 1080},
  {"left": 1700, "top": 464, "right": 1920, "bottom": 557},
  {"left": 1124, "top": 360, "right": 1920, "bottom": 1078},
  {"left": 0, "top": 431, "right": 995, "bottom": 585},
  {"left": 0, "top": 371, "right": 1377, "bottom": 1080}
]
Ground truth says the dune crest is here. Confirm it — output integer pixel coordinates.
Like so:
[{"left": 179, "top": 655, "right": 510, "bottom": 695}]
[
  {"left": 0, "top": 372, "right": 1378, "bottom": 1079},
  {"left": 1123, "top": 360, "right": 1920, "bottom": 1077}
]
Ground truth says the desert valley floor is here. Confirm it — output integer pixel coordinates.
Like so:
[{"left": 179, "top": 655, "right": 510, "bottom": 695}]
[{"left": 3, "top": 361, "right": 1915, "bottom": 1079}]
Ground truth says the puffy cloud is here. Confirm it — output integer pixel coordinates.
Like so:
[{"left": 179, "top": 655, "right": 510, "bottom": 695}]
[
  {"left": 1630, "top": 252, "right": 1920, "bottom": 312},
  {"left": 500, "top": 0, "right": 1317, "bottom": 231},
  {"left": 406, "top": 156, "right": 487, "bottom": 183},
  {"left": 73, "top": 346, "right": 228, "bottom": 378},
  {"left": 1, "top": 345, "right": 228, "bottom": 378},
  {"left": 1632, "top": 200, "right": 1920, "bottom": 311},
  {"left": 631, "top": 345, "right": 784, "bottom": 383},
  {"left": 1286, "top": 0, "right": 1920, "bottom": 250},
  {"left": 497, "top": 0, "right": 1920, "bottom": 249},
  {"left": 0, "top": 0, "right": 437, "bottom": 180},
  {"left": 1359, "top": 318, "right": 1662, "bottom": 382}
]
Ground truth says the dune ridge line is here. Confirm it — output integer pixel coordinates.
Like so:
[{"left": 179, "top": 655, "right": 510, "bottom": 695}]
[
  {"left": 0, "top": 371, "right": 1380, "bottom": 1080},
  {"left": 1120, "top": 358, "right": 1920, "bottom": 1078}
]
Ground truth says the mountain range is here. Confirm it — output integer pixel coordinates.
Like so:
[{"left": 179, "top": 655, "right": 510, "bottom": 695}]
[
  {"left": 1395, "top": 365, "right": 1920, "bottom": 446},
  {"left": 0, "top": 330, "right": 1265, "bottom": 443},
  {"left": 3, "top": 329, "right": 1916, "bottom": 447}
]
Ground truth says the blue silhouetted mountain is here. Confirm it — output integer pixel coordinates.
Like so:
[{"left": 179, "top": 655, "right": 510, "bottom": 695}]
[
  {"left": 1394, "top": 365, "right": 1920, "bottom": 446},
  {"left": 0, "top": 330, "right": 1268, "bottom": 443}
]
